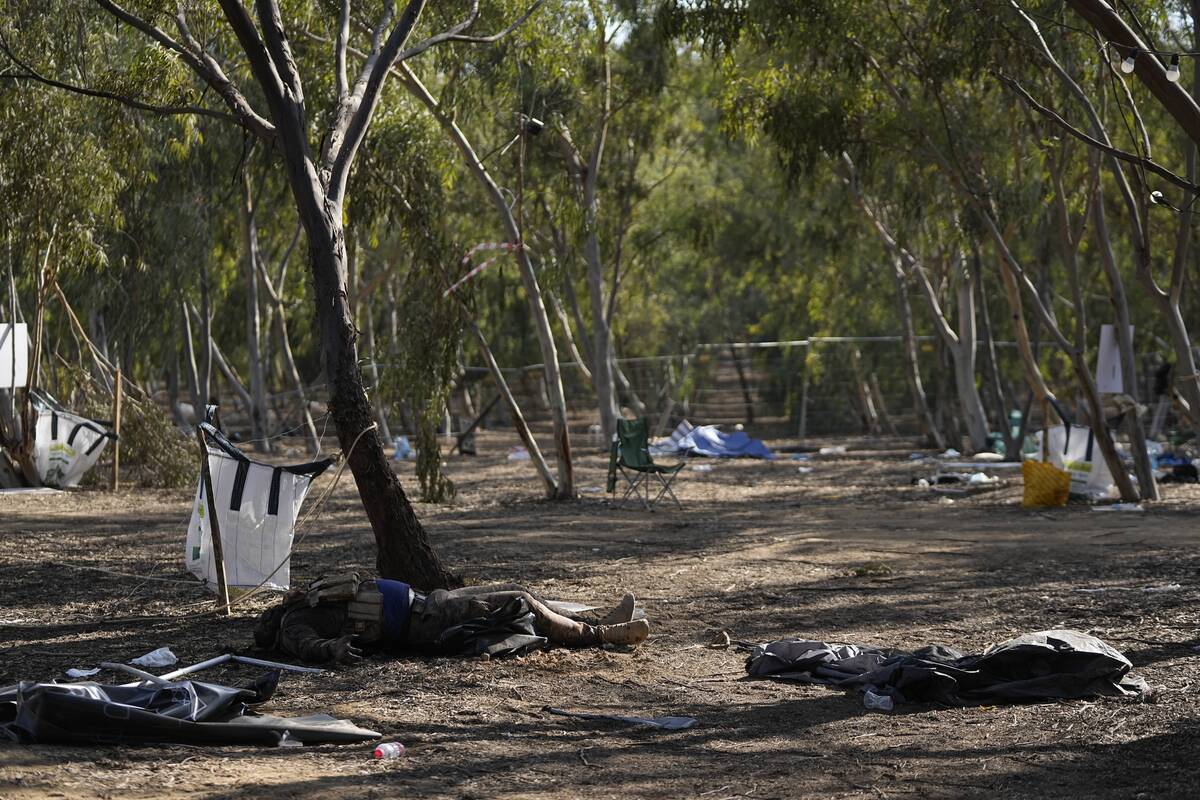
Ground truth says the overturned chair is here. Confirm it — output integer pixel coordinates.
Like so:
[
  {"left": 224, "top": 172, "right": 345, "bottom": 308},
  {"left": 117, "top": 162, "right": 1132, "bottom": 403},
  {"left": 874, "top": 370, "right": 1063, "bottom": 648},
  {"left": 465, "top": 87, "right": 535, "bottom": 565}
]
[{"left": 607, "top": 418, "right": 684, "bottom": 510}]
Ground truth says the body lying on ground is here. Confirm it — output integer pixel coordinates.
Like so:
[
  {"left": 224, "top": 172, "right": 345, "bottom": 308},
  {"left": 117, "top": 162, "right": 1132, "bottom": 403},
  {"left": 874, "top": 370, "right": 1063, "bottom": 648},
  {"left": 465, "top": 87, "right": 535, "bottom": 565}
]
[{"left": 253, "top": 573, "right": 649, "bottom": 664}]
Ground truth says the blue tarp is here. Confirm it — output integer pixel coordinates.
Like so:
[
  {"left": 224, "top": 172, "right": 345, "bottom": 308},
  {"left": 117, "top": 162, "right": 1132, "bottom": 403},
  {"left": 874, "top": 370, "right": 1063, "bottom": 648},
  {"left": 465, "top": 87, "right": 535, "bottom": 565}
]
[{"left": 675, "top": 425, "right": 774, "bottom": 459}]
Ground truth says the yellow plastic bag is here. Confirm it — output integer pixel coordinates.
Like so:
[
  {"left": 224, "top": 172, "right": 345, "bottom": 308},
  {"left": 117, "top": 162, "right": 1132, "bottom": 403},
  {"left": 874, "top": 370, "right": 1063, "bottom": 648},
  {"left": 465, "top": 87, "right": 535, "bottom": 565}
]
[{"left": 1022, "top": 459, "right": 1071, "bottom": 508}]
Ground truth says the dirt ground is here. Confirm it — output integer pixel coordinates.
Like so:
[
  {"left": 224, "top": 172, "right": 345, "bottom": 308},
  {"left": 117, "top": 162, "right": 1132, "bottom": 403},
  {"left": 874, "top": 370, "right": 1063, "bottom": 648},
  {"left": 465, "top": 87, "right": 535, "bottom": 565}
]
[{"left": 2, "top": 431, "right": 1199, "bottom": 799}]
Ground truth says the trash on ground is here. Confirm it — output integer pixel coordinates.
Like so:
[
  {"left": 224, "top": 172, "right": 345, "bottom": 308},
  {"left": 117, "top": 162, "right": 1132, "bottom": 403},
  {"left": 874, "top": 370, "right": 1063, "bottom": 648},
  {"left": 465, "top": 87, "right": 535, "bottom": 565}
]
[
  {"left": 938, "top": 448, "right": 961, "bottom": 458},
  {"left": 0, "top": 675, "right": 380, "bottom": 745},
  {"left": 579, "top": 486, "right": 603, "bottom": 493},
  {"left": 818, "top": 445, "right": 847, "bottom": 456},
  {"left": 691, "top": 464, "right": 714, "bottom": 472},
  {"left": 129, "top": 647, "right": 177, "bottom": 668},
  {"left": 863, "top": 689, "right": 894, "bottom": 712},
  {"left": 650, "top": 419, "right": 773, "bottom": 459},
  {"left": 970, "top": 452, "right": 1005, "bottom": 462},
  {"left": 746, "top": 630, "right": 1145, "bottom": 710},
  {"left": 392, "top": 436, "right": 415, "bottom": 460},
  {"left": 797, "top": 466, "right": 814, "bottom": 474},
  {"left": 65, "top": 668, "right": 100, "bottom": 679},
  {"left": 374, "top": 742, "right": 405, "bottom": 759},
  {"left": 1091, "top": 503, "right": 1144, "bottom": 513},
  {"left": 1076, "top": 584, "right": 1182, "bottom": 594},
  {"left": 943, "top": 461, "right": 1022, "bottom": 470},
  {"left": 908, "top": 452, "right": 927, "bottom": 461},
  {"left": 967, "top": 472, "right": 999, "bottom": 485},
  {"left": 544, "top": 706, "right": 697, "bottom": 730},
  {"left": 790, "top": 453, "right": 813, "bottom": 462},
  {"left": 507, "top": 447, "right": 530, "bottom": 461}
]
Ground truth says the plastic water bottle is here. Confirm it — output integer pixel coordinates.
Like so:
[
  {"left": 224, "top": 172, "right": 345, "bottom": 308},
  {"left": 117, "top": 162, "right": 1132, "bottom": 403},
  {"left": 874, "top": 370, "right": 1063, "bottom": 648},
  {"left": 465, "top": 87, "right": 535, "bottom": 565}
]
[
  {"left": 863, "top": 690, "right": 894, "bottom": 712},
  {"left": 374, "top": 742, "right": 406, "bottom": 759}
]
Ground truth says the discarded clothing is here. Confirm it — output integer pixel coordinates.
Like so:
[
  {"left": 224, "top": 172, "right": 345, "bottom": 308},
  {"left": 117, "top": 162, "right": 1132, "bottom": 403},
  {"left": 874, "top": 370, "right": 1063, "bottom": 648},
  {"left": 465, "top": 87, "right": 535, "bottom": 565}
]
[
  {"left": 746, "top": 630, "right": 1145, "bottom": 709},
  {"left": 651, "top": 420, "right": 773, "bottom": 459},
  {"left": 0, "top": 674, "right": 379, "bottom": 746},
  {"left": 435, "top": 596, "right": 547, "bottom": 658}
]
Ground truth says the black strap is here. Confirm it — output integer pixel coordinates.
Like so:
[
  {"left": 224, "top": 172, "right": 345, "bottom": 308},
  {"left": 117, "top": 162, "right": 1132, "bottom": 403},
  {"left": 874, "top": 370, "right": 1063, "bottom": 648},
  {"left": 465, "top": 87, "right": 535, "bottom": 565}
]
[
  {"left": 199, "top": 421, "right": 332, "bottom": 478},
  {"left": 200, "top": 422, "right": 250, "bottom": 463},
  {"left": 268, "top": 468, "right": 283, "bottom": 516},
  {"left": 229, "top": 460, "right": 250, "bottom": 511},
  {"left": 67, "top": 421, "right": 109, "bottom": 446},
  {"left": 50, "top": 413, "right": 58, "bottom": 440},
  {"left": 85, "top": 435, "right": 107, "bottom": 456}
]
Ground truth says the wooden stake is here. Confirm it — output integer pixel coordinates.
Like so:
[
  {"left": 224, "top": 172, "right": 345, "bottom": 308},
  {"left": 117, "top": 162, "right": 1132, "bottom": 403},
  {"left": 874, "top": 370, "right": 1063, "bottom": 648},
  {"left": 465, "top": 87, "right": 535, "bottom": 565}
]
[
  {"left": 195, "top": 426, "right": 230, "bottom": 615},
  {"left": 110, "top": 368, "right": 122, "bottom": 492}
]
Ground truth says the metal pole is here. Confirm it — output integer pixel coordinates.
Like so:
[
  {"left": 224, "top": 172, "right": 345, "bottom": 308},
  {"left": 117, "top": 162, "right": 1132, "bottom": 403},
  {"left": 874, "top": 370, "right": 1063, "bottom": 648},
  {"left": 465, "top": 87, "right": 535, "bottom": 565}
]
[
  {"left": 798, "top": 343, "right": 811, "bottom": 441},
  {"left": 195, "top": 425, "right": 231, "bottom": 615},
  {"left": 110, "top": 368, "right": 122, "bottom": 491}
]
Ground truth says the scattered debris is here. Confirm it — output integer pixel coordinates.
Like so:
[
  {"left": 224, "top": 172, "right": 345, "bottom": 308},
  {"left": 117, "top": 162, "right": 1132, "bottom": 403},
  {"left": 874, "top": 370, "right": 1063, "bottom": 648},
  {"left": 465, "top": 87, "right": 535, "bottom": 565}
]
[
  {"left": 507, "top": 447, "right": 530, "bottom": 461},
  {"left": 1075, "top": 584, "right": 1182, "bottom": 594},
  {"left": 373, "top": 742, "right": 406, "bottom": 759},
  {"left": 690, "top": 464, "right": 713, "bottom": 472},
  {"left": 818, "top": 446, "right": 847, "bottom": 456},
  {"left": 64, "top": 668, "right": 100, "bottom": 679},
  {"left": 544, "top": 707, "right": 697, "bottom": 730},
  {"left": 1091, "top": 503, "right": 1144, "bottom": 513},
  {"left": 851, "top": 562, "right": 893, "bottom": 578},
  {"left": 746, "top": 630, "right": 1145, "bottom": 710},
  {"left": 129, "top": 647, "right": 177, "bottom": 669}
]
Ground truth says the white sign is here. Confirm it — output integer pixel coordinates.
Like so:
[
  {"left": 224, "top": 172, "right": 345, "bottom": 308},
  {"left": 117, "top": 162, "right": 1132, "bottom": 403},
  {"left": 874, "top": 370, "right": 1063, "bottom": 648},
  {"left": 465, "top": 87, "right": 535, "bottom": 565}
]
[
  {"left": 0, "top": 323, "right": 28, "bottom": 389},
  {"left": 1096, "top": 324, "right": 1132, "bottom": 394}
]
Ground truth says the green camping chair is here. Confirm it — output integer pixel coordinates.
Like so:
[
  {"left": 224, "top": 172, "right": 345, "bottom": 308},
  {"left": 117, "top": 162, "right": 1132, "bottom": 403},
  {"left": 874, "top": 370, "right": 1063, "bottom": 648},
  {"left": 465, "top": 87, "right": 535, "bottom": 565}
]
[{"left": 607, "top": 418, "right": 685, "bottom": 510}]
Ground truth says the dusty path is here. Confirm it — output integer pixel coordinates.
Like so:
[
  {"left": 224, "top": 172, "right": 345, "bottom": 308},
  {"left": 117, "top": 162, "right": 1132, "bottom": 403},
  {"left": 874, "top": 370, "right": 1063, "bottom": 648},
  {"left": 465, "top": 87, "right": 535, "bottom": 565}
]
[{"left": 2, "top": 434, "right": 1198, "bottom": 799}]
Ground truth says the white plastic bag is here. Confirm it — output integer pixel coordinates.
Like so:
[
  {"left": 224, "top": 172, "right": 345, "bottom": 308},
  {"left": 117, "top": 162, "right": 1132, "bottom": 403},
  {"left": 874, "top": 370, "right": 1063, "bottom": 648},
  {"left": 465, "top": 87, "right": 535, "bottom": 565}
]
[
  {"left": 186, "top": 425, "right": 331, "bottom": 592},
  {"left": 1034, "top": 425, "right": 1114, "bottom": 498}
]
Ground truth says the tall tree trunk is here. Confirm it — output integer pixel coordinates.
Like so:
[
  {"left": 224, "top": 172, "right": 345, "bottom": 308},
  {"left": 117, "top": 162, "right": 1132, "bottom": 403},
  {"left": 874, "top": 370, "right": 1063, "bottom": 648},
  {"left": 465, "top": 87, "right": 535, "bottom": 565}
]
[
  {"left": 241, "top": 174, "right": 271, "bottom": 452},
  {"left": 1093, "top": 193, "right": 1158, "bottom": 500},
  {"left": 400, "top": 67, "right": 572, "bottom": 497},
  {"left": 953, "top": 258, "right": 990, "bottom": 452},
  {"left": 258, "top": 248, "right": 322, "bottom": 456},
  {"left": 585, "top": 231, "right": 620, "bottom": 443},
  {"left": 891, "top": 257, "right": 944, "bottom": 449},
  {"left": 975, "top": 260, "right": 1012, "bottom": 454}
]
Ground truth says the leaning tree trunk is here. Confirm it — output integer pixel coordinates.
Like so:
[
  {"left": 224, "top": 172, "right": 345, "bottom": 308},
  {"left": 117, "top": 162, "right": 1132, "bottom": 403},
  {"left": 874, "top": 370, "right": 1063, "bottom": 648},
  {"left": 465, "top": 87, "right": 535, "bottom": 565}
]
[
  {"left": 400, "top": 68, "right": 573, "bottom": 498},
  {"left": 305, "top": 209, "right": 455, "bottom": 589}
]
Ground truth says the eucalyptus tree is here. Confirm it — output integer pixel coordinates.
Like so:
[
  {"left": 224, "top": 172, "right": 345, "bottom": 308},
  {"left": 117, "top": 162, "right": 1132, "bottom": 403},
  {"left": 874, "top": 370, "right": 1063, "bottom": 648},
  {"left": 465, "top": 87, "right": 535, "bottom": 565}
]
[{"left": 2, "top": 1, "right": 544, "bottom": 587}]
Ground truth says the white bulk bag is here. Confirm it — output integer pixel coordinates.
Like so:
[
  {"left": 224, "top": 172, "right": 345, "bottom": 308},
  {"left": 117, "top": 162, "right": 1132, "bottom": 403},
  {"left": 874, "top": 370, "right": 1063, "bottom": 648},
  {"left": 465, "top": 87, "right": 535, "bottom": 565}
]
[
  {"left": 185, "top": 424, "right": 331, "bottom": 592},
  {"left": 1034, "top": 425, "right": 1115, "bottom": 498},
  {"left": 31, "top": 391, "right": 115, "bottom": 488}
]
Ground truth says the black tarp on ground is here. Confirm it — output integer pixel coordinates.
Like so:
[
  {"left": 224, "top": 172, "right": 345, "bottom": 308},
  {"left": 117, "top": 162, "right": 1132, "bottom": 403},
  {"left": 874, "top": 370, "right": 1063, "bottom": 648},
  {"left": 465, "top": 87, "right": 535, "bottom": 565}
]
[
  {"left": 746, "top": 629, "right": 1147, "bottom": 708},
  {"left": 0, "top": 672, "right": 379, "bottom": 746}
]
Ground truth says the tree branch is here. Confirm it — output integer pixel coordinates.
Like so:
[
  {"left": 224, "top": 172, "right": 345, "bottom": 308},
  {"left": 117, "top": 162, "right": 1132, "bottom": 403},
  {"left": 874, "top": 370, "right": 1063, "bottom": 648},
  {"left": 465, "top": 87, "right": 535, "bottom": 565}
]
[
  {"left": 1001, "top": 76, "right": 1200, "bottom": 196},
  {"left": 86, "top": 0, "right": 276, "bottom": 139},
  {"left": 393, "top": 0, "right": 545, "bottom": 62},
  {"left": 0, "top": 41, "right": 240, "bottom": 125},
  {"left": 256, "top": 0, "right": 306, "bottom": 107},
  {"left": 336, "top": 0, "right": 351, "bottom": 102}
]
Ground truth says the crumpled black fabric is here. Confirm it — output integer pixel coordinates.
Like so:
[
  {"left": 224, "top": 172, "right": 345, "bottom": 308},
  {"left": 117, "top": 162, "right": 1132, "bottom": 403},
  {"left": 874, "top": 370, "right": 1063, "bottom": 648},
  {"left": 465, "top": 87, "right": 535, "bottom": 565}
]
[
  {"left": 0, "top": 672, "right": 379, "bottom": 746},
  {"left": 435, "top": 596, "right": 547, "bottom": 658},
  {"left": 746, "top": 629, "right": 1146, "bottom": 708}
]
